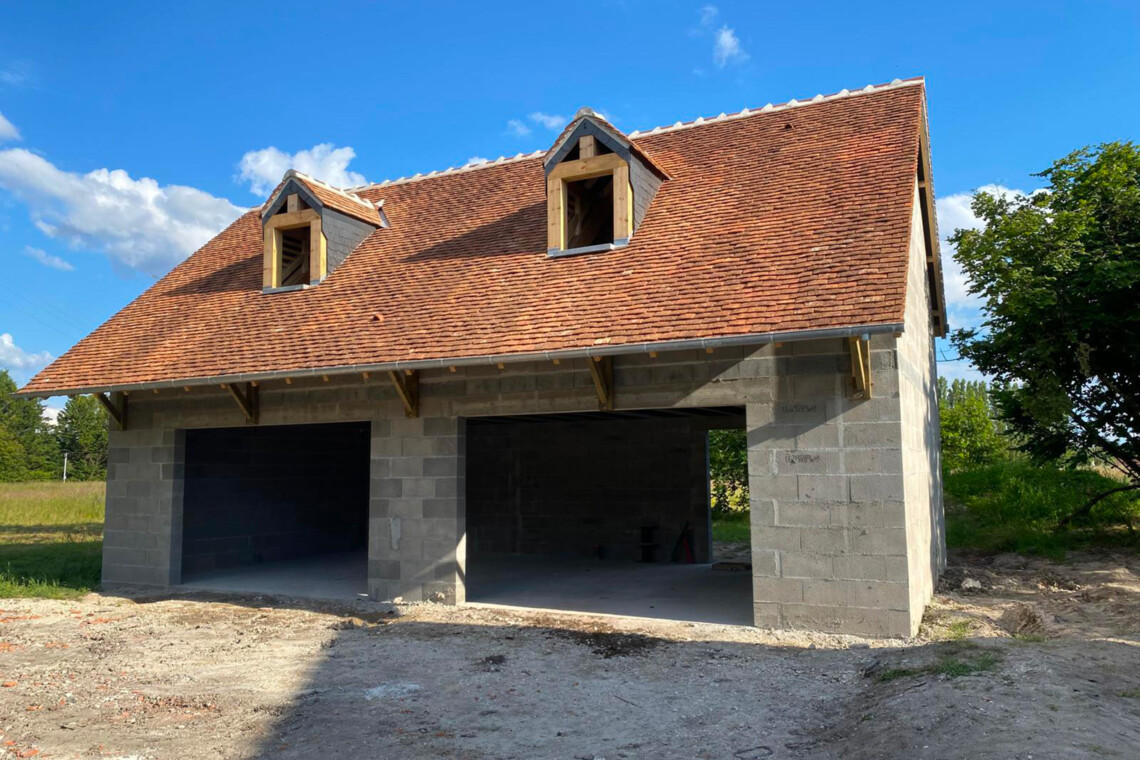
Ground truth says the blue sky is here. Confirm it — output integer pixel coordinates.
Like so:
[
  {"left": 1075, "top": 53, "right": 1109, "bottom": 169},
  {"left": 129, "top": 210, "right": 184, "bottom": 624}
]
[{"left": 1, "top": 1, "right": 1138, "bottom": 414}]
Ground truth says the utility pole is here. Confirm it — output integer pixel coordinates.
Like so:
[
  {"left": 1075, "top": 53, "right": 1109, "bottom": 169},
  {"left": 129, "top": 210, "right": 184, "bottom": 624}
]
[{"left": 63, "top": 452, "right": 68, "bottom": 482}]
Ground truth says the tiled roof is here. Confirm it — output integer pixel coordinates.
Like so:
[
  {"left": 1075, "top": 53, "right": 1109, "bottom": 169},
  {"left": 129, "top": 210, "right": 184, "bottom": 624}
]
[
  {"left": 264, "top": 171, "right": 383, "bottom": 226},
  {"left": 21, "top": 79, "right": 936, "bottom": 395}
]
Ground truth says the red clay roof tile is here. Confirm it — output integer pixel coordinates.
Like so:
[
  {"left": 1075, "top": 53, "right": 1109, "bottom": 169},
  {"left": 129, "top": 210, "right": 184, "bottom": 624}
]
[{"left": 21, "top": 81, "right": 932, "bottom": 395}]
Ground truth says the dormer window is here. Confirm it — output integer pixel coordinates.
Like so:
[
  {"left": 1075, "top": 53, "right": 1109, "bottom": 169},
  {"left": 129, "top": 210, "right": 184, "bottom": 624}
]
[
  {"left": 544, "top": 108, "right": 668, "bottom": 257},
  {"left": 259, "top": 170, "right": 386, "bottom": 293},
  {"left": 264, "top": 194, "right": 324, "bottom": 290}
]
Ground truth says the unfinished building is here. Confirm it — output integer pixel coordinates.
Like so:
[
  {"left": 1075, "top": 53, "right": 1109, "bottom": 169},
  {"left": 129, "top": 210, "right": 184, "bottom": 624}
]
[{"left": 19, "top": 78, "right": 947, "bottom": 637}]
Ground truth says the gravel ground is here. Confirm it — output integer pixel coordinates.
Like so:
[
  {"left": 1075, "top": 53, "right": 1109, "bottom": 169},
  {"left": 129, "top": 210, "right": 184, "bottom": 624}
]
[{"left": 0, "top": 551, "right": 1138, "bottom": 759}]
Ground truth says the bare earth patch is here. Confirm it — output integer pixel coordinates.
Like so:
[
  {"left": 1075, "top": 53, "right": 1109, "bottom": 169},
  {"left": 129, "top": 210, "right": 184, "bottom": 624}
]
[{"left": 0, "top": 551, "right": 1137, "bottom": 759}]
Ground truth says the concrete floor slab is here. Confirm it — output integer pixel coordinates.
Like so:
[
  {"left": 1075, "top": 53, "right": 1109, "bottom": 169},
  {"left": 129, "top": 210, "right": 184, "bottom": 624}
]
[
  {"left": 467, "top": 555, "right": 753, "bottom": 626},
  {"left": 179, "top": 551, "right": 368, "bottom": 601}
]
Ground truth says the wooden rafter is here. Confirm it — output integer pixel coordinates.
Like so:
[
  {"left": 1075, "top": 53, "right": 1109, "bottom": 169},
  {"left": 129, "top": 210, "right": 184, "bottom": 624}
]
[
  {"left": 388, "top": 370, "right": 420, "bottom": 418},
  {"left": 587, "top": 356, "right": 614, "bottom": 411},
  {"left": 95, "top": 392, "right": 128, "bottom": 431},
  {"left": 848, "top": 337, "right": 873, "bottom": 399},
  {"left": 224, "top": 382, "right": 259, "bottom": 424}
]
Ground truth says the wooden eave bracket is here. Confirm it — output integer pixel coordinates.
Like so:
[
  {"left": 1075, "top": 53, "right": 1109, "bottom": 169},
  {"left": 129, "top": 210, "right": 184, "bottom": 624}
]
[
  {"left": 389, "top": 370, "right": 420, "bottom": 418},
  {"left": 587, "top": 356, "right": 614, "bottom": 411},
  {"left": 849, "top": 337, "right": 873, "bottom": 399},
  {"left": 224, "top": 382, "right": 259, "bottom": 424},
  {"left": 95, "top": 392, "right": 128, "bottom": 431}
]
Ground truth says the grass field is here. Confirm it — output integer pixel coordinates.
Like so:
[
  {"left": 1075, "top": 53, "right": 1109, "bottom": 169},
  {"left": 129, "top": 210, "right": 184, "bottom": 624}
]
[
  {"left": 711, "top": 511, "right": 750, "bottom": 543},
  {"left": 0, "top": 481, "right": 104, "bottom": 598}
]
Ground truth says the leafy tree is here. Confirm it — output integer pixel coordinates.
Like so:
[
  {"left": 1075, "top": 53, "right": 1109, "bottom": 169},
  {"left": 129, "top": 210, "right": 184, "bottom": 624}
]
[
  {"left": 0, "top": 426, "right": 29, "bottom": 481},
  {"left": 708, "top": 428, "right": 748, "bottom": 514},
  {"left": 56, "top": 395, "right": 108, "bottom": 480},
  {"left": 937, "top": 378, "right": 1006, "bottom": 471},
  {"left": 950, "top": 142, "right": 1140, "bottom": 519},
  {"left": 0, "top": 370, "right": 59, "bottom": 479}
]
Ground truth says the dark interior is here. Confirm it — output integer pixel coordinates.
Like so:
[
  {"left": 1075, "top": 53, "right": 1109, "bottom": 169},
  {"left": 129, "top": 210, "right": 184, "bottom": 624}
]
[
  {"left": 181, "top": 421, "right": 370, "bottom": 576},
  {"left": 565, "top": 174, "right": 615, "bottom": 248}
]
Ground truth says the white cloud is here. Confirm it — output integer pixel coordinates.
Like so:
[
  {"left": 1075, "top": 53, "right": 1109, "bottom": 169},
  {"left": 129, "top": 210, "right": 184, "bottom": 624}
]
[
  {"left": 237, "top": 143, "right": 366, "bottom": 196},
  {"left": 0, "top": 111, "right": 19, "bottom": 142},
  {"left": 935, "top": 184, "right": 1029, "bottom": 330},
  {"left": 464, "top": 156, "right": 489, "bottom": 167},
  {"left": 42, "top": 406, "right": 61, "bottom": 425},
  {"left": 506, "top": 119, "right": 532, "bottom": 137},
  {"left": 713, "top": 26, "right": 748, "bottom": 68},
  {"left": 0, "top": 62, "right": 31, "bottom": 89},
  {"left": 0, "top": 333, "right": 53, "bottom": 373},
  {"left": 23, "top": 245, "right": 73, "bottom": 271},
  {"left": 0, "top": 148, "right": 244, "bottom": 277},
  {"left": 528, "top": 112, "right": 567, "bottom": 131},
  {"left": 697, "top": 5, "right": 719, "bottom": 28}
]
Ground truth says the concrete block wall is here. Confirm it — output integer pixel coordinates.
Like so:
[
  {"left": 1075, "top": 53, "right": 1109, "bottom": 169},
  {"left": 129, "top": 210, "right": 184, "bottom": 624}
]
[
  {"left": 466, "top": 415, "right": 717, "bottom": 563},
  {"left": 101, "top": 334, "right": 944, "bottom": 636},
  {"left": 743, "top": 337, "right": 920, "bottom": 637}
]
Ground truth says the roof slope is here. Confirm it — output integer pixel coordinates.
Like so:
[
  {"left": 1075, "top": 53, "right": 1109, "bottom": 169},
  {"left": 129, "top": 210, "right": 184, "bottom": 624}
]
[{"left": 22, "top": 81, "right": 930, "bottom": 396}]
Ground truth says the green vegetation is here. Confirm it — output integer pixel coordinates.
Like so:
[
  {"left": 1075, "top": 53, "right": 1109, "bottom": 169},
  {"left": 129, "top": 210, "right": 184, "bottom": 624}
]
[
  {"left": 711, "top": 510, "right": 750, "bottom": 543},
  {"left": 945, "top": 458, "right": 1139, "bottom": 557},
  {"left": 1, "top": 370, "right": 108, "bottom": 482},
  {"left": 708, "top": 428, "right": 748, "bottom": 515},
  {"left": 0, "top": 481, "right": 105, "bottom": 598},
  {"left": 875, "top": 648, "right": 1002, "bottom": 683},
  {"left": 944, "top": 619, "right": 974, "bottom": 641},
  {"left": 950, "top": 142, "right": 1140, "bottom": 517}
]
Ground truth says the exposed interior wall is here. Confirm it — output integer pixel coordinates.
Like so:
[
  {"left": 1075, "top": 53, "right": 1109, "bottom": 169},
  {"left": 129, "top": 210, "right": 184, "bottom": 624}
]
[
  {"left": 467, "top": 414, "right": 725, "bottom": 563},
  {"left": 181, "top": 422, "right": 370, "bottom": 575},
  {"left": 896, "top": 180, "right": 947, "bottom": 632}
]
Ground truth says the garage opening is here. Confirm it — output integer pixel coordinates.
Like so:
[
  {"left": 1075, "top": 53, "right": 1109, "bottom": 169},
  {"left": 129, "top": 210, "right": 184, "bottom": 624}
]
[
  {"left": 178, "top": 421, "right": 370, "bottom": 600},
  {"left": 465, "top": 407, "right": 751, "bottom": 625}
]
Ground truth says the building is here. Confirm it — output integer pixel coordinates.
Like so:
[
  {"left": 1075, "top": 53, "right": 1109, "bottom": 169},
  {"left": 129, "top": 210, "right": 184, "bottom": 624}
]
[{"left": 19, "top": 78, "right": 946, "bottom": 637}]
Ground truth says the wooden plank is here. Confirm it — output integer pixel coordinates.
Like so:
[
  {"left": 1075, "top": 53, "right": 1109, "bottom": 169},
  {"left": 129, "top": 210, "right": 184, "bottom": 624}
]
[
  {"left": 579, "top": 135, "right": 597, "bottom": 159},
  {"left": 547, "top": 175, "right": 564, "bottom": 250},
  {"left": 225, "top": 382, "right": 258, "bottom": 424},
  {"left": 548, "top": 152, "right": 625, "bottom": 182},
  {"left": 586, "top": 356, "right": 614, "bottom": 411},
  {"left": 849, "top": 337, "right": 872, "bottom": 399},
  {"left": 388, "top": 370, "right": 420, "bottom": 418},
  {"left": 286, "top": 193, "right": 300, "bottom": 213},
  {"left": 263, "top": 227, "right": 278, "bottom": 289},
  {"left": 264, "top": 208, "right": 320, "bottom": 230},
  {"left": 613, "top": 164, "right": 630, "bottom": 240},
  {"left": 309, "top": 216, "right": 326, "bottom": 283},
  {"left": 95, "top": 392, "right": 127, "bottom": 431}
]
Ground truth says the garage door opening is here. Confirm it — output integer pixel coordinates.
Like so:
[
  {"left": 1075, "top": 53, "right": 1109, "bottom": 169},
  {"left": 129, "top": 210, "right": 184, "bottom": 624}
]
[
  {"left": 178, "top": 421, "right": 370, "bottom": 601},
  {"left": 465, "top": 407, "right": 751, "bottom": 625}
]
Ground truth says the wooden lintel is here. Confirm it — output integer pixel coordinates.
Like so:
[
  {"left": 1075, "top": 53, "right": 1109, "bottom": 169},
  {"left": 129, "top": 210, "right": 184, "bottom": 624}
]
[
  {"left": 225, "top": 382, "right": 259, "bottom": 424},
  {"left": 388, "top": 370, "right": 420, "bottom": 418},
  {"left": 579, "top": 135, "right": 597, "bottom": 159},
  {"left": 586, "top": 356, "right": 614, "bottom": 411},
  {"left": 848, "top": 337, "right": 873, "bottom": 399},
  {"left": 95, "top": 392, "right": 128, "bottom": 431}
]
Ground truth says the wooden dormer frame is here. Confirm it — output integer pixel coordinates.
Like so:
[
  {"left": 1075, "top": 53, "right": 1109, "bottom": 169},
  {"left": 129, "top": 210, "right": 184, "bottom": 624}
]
[
  {"left": 262, "top": 195, "right": 328, "bottom": 290},
  {"left": 546, "top": 149, "right": 632, "bottom": 255}
]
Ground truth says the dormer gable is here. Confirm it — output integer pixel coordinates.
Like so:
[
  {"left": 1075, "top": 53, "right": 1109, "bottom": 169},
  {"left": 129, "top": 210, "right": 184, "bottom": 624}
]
[
  {"left": 544, "top": 108, "right": 668, "bottom": 257},
  {"left": 260, "top": 170, "right": 386, "bottom": 292}
]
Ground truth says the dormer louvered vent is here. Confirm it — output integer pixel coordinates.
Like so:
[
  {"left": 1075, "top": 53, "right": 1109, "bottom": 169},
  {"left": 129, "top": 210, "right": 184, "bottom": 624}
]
[
  {"left": 260, "top": 170, "right": 387, "bottom": 293},
  {"left": 544, "top": 108, "right": 668, "bottom": 257}
]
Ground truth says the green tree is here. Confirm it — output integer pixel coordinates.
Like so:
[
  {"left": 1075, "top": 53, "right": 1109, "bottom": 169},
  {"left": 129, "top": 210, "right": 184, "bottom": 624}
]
[
  {"left": 0, "top": 426, "right": 29, "bottom": 481},
  {"left": 0, "top": 370, "right": 59, "bottom": 479},
  {"left": 938, "top": 378, "right": 1006, "bottom": 471},
  {"left": 950, "top": 142, "right": 1140, "bottom": 518},
  {"left": 708, "top": 428, "right": 748, "bottom": 514},
  {"left": 56, "top": 395, "right": 108, "bottom": 480}
]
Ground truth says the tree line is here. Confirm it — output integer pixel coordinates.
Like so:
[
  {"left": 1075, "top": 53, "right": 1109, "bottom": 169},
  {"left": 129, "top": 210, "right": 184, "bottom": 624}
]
[{"left": 0, "top": 370, "right": 108, "bottom": 481}]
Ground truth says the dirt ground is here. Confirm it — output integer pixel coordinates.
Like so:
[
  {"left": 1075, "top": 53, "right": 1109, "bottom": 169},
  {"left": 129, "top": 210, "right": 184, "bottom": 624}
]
[{"left": 1, "top": 551, "right": 1138, "bottom": 759}]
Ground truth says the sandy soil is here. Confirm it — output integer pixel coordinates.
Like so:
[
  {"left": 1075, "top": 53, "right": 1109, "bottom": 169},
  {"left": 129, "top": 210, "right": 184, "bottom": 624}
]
[{"left": 0, "top": 551, "right": 1138, "bottom": 759}]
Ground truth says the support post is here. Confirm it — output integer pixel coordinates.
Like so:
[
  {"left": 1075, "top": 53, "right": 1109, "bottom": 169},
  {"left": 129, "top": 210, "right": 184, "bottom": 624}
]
[
  {"left": 848, "top": 336, "right": 873, "bottom": 399},
  {"left": 388, "top": 370, "right": 420, "bottom": 418},
  {"left": 587, "top": 356, "right": 614, "bottom": 411},
  {"left": 95, "top": 392, "right": 128, "bottom": 431},
  {"left": 224, "top": 382, "right": 259, "bottom": 424}
]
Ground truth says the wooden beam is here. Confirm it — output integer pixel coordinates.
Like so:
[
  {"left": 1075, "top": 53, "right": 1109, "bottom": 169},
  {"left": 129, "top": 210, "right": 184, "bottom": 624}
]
[
  {"left": 546, "top": 175, "right": 564, "bottom": 250},
  {"left": 579, "top": 135, "right": 597, "bottom": 159},
  {"left": 263, "top": 208, "right": 320, "bottom": 230},
  {"left": 613, "top": 163, "right": 630, "bottom": 240},
  {"left": 388, "top": 370, "right": 420, "bottom": 418},
  {"left": 587, "top": 356, "right": 614, "bottom": 411},
  {"left": 95, "top": 392, "right": 128, "bottom": 431},
  {"left": 849, "top": 337, "right": 873, "bottom": 399},
  {"left": 225, "top": 382, "right": 259, "bottom": 424},
  {"left": 548, "top": 152, "right": 626, "bottom": 182}
]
